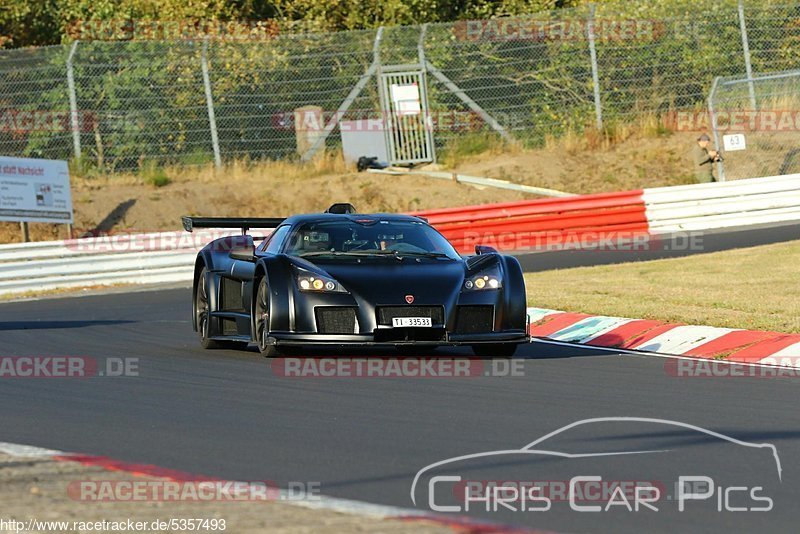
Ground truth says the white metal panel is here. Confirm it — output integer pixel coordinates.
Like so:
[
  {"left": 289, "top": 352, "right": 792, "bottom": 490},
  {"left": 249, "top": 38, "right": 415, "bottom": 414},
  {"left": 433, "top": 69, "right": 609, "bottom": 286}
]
[
  {"left": 644, "top": 173, "right": 800, "bottom": 197},
  {"left": 0, "top": 250, "right": 197, "bottom": 280},
  {"left": 644, "top": 174, "right": 800, "bottom": 233},
  {"left": 0, "top": 266, "right": 192, "bottom": 295},
  {"left": 647, "top": 191, "right": 800, "bottom": 219},
  {"left": 649, "top": 206, "right": 800, "bottom": 233}
]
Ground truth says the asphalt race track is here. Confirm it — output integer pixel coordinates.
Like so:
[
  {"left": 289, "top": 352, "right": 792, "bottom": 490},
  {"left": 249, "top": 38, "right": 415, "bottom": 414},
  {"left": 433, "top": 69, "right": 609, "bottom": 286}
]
[
  {"left": 1, "top": 286, "right": 799, "bottom": 533},
  {"left": 2, "top": 224, "right": 800, "bottom": 533}
]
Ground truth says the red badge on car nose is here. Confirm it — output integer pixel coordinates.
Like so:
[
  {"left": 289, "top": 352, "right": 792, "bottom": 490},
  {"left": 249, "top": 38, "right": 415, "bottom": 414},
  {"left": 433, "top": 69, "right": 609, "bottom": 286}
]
[{"left": 405, "top": 295, "right": 414, "bottom": 304}]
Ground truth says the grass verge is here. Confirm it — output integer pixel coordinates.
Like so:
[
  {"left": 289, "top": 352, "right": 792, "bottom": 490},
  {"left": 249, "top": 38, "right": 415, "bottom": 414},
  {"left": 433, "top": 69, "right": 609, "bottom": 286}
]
[{"left": 524, "top": 240, "right": 800, "bottom": 333}]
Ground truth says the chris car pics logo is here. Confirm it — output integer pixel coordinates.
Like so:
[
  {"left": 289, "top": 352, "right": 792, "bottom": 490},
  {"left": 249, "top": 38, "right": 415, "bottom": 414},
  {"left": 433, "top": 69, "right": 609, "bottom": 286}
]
[{"left": 410, "top": 417, "right": 781, "bottom": 514}]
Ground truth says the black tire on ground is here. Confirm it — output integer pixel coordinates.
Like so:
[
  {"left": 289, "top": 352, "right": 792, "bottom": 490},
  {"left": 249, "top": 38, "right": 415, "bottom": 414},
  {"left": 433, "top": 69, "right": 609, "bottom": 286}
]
[
  {"left": 471, "top": 343, "right": 518, "bottom": 358},
  {"left": 194, "top": 266, "right": 247, "bottom": 350},
  {"left": 255, "top": 276, "right": 281, "bottom": 358}
]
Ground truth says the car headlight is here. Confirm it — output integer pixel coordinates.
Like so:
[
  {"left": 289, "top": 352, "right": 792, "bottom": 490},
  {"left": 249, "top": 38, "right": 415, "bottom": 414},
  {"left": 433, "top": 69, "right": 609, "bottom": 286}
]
[
  {"left": 294, "top": 268, "right": 347, "bottom": 293},
  {"left": 463, "top": 265, "right": 502, "bottom": 291}
]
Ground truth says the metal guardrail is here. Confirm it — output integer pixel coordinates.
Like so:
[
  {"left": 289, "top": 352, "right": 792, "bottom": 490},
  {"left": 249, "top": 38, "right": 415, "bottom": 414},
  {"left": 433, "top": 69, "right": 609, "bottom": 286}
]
[
  {"left": 0, "top": 175, "right": 798, "bottom": 296},
  {"left": 0, "top": 229, "right": 239, "bottom": 296},
  {"left": 643, "top": 173, "right": 800, "bottom": 233},
  {"left": 414, "top": 189, "right": 648, "bottom": 253}
]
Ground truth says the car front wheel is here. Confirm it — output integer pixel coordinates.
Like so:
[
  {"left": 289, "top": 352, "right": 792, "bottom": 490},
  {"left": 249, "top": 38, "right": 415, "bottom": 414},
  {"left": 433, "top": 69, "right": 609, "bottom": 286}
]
[{"left": 255, "top": 276, "right": 281, "bottom": 358}]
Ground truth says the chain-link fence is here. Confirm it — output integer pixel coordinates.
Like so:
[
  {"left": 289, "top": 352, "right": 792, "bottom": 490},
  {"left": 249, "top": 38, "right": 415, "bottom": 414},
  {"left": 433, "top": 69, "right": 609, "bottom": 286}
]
[
  {"left": 709, "top": 70, "right": 800, "bottom": 180},
  {"left": 1, "top": 0, "right": 799, "bottom": 177}
]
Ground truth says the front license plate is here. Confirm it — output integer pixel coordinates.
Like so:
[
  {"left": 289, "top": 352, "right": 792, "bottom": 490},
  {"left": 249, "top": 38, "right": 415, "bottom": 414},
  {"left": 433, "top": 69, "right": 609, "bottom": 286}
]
[{"left": 392, "top": 317, "right": 432, "bottom": 328}]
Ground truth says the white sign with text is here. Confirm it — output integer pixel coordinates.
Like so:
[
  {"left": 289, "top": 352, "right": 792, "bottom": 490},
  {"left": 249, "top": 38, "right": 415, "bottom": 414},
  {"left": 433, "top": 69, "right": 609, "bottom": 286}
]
[
  {"left": 0, "top": 156, "right": 73, "bottom": 223},
  {"left": 390, "top": 83, "right": 421, "bottom": 116},
  {"left": 722, "top": 134, "right": 746, "bottom": 152}
]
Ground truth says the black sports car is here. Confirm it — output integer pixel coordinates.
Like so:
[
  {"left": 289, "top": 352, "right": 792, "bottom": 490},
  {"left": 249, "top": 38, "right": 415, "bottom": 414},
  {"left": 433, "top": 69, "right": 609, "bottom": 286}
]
[{"left": 184, "top": 204, "right": 529, "bottom": 357}]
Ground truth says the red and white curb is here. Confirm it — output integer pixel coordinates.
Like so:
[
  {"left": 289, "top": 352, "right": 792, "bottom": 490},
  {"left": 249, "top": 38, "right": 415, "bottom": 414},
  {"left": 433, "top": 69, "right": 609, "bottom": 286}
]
[
  {"left": 528, "top": 307, "right": 800, "bottom": 367},
  {"left": 0, "top": 441, "right": 544, "bottom": 534}
]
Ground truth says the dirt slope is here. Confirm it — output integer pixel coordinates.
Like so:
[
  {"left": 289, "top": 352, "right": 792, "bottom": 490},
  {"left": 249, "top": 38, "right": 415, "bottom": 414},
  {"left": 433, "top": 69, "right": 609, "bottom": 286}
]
[{"left": 0, "top": 132, "right": 699, "bottom": 243}]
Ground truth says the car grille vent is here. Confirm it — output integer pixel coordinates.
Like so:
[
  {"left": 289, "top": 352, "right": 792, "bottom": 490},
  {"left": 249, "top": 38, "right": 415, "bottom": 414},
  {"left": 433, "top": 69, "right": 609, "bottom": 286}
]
[
  {"left": 454, "top": 306, "right": 494, "bottom": 334},
  {"left": 221, "top": 277, "right": 244, "bottom": 312},
  {"left": 221, "top": 317, "right": 239, "bottom": 335},
  {"left": 315, "top": 307, "right": 357, "bottom": 334}
]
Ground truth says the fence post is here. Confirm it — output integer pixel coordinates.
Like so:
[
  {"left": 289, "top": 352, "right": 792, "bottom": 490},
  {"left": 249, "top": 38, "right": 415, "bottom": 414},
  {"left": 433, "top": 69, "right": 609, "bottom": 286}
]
[
  {"left": 418, "top": 23, "right": 437, "bottom": 164},
  {"left": 708, "top": 76, "right": 726, "bottom": 182},
  {"left": 417, "top": 23, "right": 427, "bottom": 65},
  {"left": 201, "top": 37, "right": 222, "bottom": 169},
  {"left": 66, "top": 41, "right": 81, "bottom": 161},
  {"left": 738, "top": 0, "right": 757, "bottom": 110},
  {"left": 587, "top": 3, "right": 603, "bottom": 130}
]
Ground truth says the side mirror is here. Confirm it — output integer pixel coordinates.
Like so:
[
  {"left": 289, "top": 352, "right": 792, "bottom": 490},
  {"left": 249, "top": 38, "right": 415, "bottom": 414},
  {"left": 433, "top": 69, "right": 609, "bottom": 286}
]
[
  {"left": 475, "top": 245, "right": 498, "bottom": 255},
  {"left": 229, "top": 236, "right": 255, "bottom": 261}
]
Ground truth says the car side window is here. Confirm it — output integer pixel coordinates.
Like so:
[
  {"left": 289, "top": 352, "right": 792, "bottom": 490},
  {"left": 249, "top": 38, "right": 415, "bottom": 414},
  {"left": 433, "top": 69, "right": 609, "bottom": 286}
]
[{"left": 263, "top": 225, "right": 290, "bottom": 254}]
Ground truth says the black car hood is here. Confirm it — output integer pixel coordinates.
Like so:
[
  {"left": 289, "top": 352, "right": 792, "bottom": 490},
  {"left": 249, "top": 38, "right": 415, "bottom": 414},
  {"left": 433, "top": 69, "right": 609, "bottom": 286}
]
[{"left": 306, "top": 258, "right": 466, "bottom": 305}]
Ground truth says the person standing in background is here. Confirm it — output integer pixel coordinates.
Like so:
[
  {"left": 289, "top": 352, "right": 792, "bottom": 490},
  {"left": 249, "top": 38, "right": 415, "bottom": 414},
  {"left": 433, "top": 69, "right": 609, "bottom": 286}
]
[{"left": 692, "top": 133, "right": 721, "bottom": 183}]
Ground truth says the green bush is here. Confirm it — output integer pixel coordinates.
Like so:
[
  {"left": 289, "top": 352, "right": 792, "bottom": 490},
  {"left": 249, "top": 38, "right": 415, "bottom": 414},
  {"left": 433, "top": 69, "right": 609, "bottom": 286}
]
[{"left": 140, "top": 162, "right": 171, "bottom": 187}]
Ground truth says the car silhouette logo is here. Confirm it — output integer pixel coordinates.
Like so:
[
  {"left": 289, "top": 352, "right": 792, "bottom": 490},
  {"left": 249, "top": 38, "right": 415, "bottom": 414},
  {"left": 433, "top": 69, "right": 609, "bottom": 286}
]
[
  {"left": 410, "top": 416, "right": 783, "bottom": 506},
  {"left": 405, "top": 295, "right": 415, "bottom": 304}
]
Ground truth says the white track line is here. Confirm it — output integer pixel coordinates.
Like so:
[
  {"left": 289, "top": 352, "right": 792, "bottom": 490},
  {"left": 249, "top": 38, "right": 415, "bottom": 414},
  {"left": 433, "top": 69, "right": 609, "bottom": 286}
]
[
  {"left": 0, "top": 441, "right": 527, "bottom": 532},
  {"left": 0, "top": 442, "right": 63, "bottom": 457}
]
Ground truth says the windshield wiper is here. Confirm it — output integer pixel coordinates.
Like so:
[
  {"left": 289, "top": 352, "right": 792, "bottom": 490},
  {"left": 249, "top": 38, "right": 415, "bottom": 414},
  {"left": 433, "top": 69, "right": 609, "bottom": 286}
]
[
  {"left": 300, "top": 250, "right": 401, "bottom": 260},
  {"left": 300, "top": 250, "right": 451, "bottom": 261},
  {"left": 392, "top": 251, "right": 452, "bottom": 259}
]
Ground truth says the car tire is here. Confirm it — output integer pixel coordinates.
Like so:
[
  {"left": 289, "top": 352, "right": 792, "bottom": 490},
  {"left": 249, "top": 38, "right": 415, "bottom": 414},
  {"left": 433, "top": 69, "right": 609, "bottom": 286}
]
[
  {"left": 255, "top": 276, "right": 281, "bottom": 358},
  {"left": 194, "top": 267, "right": 247, "bottom": 350},
  {"left": 471, "top": 343, "right": 518, "bottom": 358}
]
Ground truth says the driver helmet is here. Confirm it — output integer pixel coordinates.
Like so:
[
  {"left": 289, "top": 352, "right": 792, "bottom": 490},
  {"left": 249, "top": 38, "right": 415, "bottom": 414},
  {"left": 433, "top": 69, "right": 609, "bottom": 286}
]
[{"left": 377, "top": 233, "right": 402, "bottom": 250}]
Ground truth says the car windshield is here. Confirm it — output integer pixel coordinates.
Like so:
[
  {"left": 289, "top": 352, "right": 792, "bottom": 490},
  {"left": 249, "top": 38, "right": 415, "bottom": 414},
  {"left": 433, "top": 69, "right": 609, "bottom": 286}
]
[{"left": 283, "top": 219, "right": 460, "bottom": 260}]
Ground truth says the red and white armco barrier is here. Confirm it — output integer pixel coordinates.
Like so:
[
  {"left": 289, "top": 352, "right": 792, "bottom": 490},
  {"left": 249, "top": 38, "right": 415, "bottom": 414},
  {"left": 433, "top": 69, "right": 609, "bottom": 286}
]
[
  {"left": 0, "top": 173, "right": 798, "bottom": 297},
  {"left": 415, "top": 190, "right": 649, "bottom": 254},
  {"left": 528, "top": 307, "right": 800, "bottom": 368},
  {"left": 414, "top": 172, "right": 800, "bottom": 253}
]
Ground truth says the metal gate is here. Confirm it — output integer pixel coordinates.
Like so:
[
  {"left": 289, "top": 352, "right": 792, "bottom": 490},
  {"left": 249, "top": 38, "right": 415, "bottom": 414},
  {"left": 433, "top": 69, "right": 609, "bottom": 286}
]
[{"left": 378, "top": 68, "right": 436, "bottom": 165}]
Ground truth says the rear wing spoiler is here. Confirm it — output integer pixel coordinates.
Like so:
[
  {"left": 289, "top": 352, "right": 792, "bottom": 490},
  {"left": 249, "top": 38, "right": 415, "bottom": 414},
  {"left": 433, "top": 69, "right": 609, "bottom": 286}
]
[{"left": 181, "top": 216, "right": 285, "bottom": 234}]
